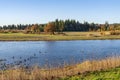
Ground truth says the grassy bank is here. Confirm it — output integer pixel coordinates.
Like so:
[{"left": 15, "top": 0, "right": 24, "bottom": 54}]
[
  {"left": 1, "top": 56, "right": 120, "bottom": 80},
  {"left": 0, "top": 32, "right": 120, "bottom": 41},
  {"left": 62, "top": 67, "right": 120, "bottom": 80}
]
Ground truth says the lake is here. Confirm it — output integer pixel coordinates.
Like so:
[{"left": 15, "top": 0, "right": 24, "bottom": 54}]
[{"left": 0, "top": 40, "right": 120, "bottom": 68}]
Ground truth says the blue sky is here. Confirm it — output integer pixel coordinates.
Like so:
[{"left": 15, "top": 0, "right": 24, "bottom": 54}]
[{"left": 0, "top": 0, "right": 120, "bottom": 26}]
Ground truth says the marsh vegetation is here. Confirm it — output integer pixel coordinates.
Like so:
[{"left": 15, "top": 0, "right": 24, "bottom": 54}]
[{"left": 1, "top": 56, "right": 120, "bottom": 80}]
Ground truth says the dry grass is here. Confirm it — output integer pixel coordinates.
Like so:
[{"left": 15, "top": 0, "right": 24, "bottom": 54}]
[
  {"left": 0, "top": 56, "right": 120, "bottom": 80},
  {"left": 0, "top": 31, "right": 120, "bottom": 41}
]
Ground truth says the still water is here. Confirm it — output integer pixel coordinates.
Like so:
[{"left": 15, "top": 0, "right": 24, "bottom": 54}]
[{"left": 0, "top": 40, "right": 120, "bottom": 67}]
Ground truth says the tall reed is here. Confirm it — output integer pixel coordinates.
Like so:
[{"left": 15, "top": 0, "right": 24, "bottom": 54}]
[{"left": 0, "top": 56, "right": 120, "bottom": 80}]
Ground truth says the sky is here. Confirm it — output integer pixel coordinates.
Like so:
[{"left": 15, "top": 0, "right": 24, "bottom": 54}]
[{"left": 0, "top": 0, "right": 120, "bottom": 26}]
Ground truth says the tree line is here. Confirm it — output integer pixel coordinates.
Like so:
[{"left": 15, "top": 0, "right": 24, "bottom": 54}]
[{"left": 0, "top": 19, "right": 120, "bottom": 34}]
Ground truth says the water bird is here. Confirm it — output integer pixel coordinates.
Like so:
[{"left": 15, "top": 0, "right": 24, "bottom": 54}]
[
  {"left": 0, "top": 59, "right": 7, "bottom": 62},
  {"left": 12, "top": 56, "right": 15, "bottom": 59},
  {"left": 24, "top": 59, "right": 27, "bottom": 62},
  {"left": 34, "top": 53, "right": 36, "bottom": 56},
  {"left": 39, "top": 51, "right": 42, "bottom": 53},
  {"left": 27, "top": 58, "right": 30, "bottom": 61},
  {"left": 20, "top": 57, "right": 22, "bottom": 59}
]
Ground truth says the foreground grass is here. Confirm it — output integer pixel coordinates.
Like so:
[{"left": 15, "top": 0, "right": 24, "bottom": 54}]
[
  {"left": 62, "top": 67, "right": 120, "bottom": 80},
  {"left": 0, "top": 32, "right": 120, "bottom": 41},
  {"left": 1, "top": 56, "right": 120, "bottom": 80}
]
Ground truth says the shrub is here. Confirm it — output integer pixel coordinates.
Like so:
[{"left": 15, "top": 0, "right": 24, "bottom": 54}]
[
  {"left": 10, "top": 30, "right": 19, "bottom": 33},
  {"left": 24, "top": 30, "right": 32, "bottom": 34},
  {"left": 0, "top": 30, "right": 9, "bottom": 33},
  {"left": 110, "top": 31, "right": 120, "bottom": 35}
]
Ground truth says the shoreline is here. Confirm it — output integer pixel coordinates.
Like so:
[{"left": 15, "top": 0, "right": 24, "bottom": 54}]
[
  {"left": 0, "top": 38, "right": 120, "bottom": 41},
  {"left": 0, "top": 32, "right": 120, "bottom": 41},
  {"left": 0, "top": 39, "right": 120, "bottom": 41}
]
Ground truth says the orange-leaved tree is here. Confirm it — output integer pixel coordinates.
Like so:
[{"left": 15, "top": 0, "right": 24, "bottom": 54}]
[{"left": 44, "top": 22, "right": 55, "bottom": 35}]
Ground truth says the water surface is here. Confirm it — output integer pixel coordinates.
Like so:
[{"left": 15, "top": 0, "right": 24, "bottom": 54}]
[{"left": 0, "top": 40, "right": 120, "bottom": 67}]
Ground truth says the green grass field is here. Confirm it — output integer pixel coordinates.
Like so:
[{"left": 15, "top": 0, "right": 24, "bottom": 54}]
[
  {"left": 61, "top": 67, "right": 120, "bottom": 80},
  {"left": 0, "top": 32, "right": 120, "bottom": 41}
]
